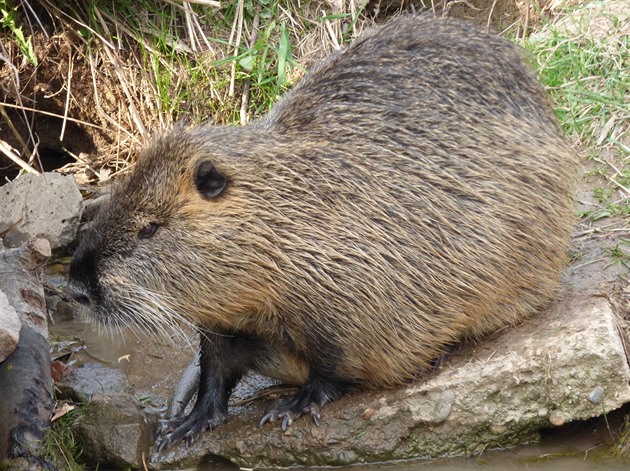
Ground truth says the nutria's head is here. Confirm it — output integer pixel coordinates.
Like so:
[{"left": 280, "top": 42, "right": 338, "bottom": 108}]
[{"left": 68, "top": 124, "right": 284, "bottom": 336}]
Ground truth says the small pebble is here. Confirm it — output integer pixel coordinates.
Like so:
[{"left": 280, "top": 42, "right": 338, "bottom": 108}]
[
  {"left": 490, "top": 424, "right": 507, "bottom": 435},
  {"left": 362, "top": 408, "right": 375, "bottom": 420},
  {"left": 587, "top": 386, "right": 605, "bottom": 404},
  {"left": 549, "top": 410, "right": 566, "bottom": 426}
]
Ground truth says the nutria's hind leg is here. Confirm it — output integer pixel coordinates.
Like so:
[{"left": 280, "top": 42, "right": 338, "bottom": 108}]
[
  {"left": 156, "top": 330, "right": 251, "bottom": 451},
  {"left": 169, "top": 349, "right": 201, "bottom": 418},
  {"left": 259, "top": 369, "right": 351, "bottom": 431}
]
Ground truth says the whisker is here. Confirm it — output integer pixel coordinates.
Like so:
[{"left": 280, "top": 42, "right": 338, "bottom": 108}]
[{"left": 110, "top": 286, "right": 197, "bottom": 351}]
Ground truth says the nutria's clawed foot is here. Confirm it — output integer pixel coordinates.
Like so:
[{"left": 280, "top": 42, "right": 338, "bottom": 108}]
[
  {"left": 156, "top": 410, "right": 227, "bottom": 451},
  {"left": 260, "top": 398, "right": 322, "bottom": 431},
  {"left": 260, "top": 371, "right": 349, "bottom": 431}
]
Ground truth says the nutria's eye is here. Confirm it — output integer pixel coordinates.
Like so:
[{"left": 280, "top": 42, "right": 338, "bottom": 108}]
[
  {"left": 138, "top": 223, "right": 160, "bottom": 239},
  {"left": 195, "top": 160, "right": 227, "bottom": 199}
]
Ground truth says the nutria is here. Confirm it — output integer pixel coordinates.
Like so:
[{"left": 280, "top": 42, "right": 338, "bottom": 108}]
[{"left": 68, "top": 15, "right": 577, "bottom": 449}]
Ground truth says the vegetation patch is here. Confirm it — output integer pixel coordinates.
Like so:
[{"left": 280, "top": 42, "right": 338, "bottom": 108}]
[
  {"left": 42, "top": 402, "right": 84, "bottom": 471},
  {"left": 523, "top": 0, "right": 629, "bottom": 283},
  {"left": 0, "top": 0, "right": 373, "bottom": 181}
]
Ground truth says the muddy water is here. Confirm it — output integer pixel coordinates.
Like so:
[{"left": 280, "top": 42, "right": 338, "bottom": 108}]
[{"left": 49, "top": 311, "right": 195, "bottom": 414}]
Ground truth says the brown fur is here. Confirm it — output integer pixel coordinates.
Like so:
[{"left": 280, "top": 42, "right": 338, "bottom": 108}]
[{"left": 70, "top": 15, "right": 576, "bottom": 421}]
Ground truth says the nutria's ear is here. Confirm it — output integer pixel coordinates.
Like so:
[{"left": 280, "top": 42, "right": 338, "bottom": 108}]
[{"left": 195, "top": 160, "right": 227, "bottom": 199}]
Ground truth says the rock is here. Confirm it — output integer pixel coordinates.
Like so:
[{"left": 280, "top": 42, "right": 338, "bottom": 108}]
[
  {"left": 57, "top": 363, "right": 131, "bottom": 403},
  {"left": 151, "top": 294, "right": 630, "bottom": 469},
  {"left": 71, "top": 393, "right": 157, "bottom": 469},
  {"left": 0, "top": 456, "right": 55, "bottom": 471},
  {"left": 0, "top": 239, "right": 54, "bottom": 464},
  {"left": 0, "top": 290, "right": 21, "bottom": 362},
  {"left": 0, "top": 172, "right": 83, "bottom": 250}
]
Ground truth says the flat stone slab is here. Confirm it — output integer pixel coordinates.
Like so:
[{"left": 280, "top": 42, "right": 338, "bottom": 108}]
[{"left": 152, "top": 293, "right": 630, "bottom": 469}]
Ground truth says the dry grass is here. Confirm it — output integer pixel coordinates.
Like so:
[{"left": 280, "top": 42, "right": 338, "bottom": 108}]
[
  {"left": 1, "top": 0, "right": 565, "bottom": 185},
  {"left": 1, "top": 0, "right": 624, "bottom": 189},
  {"left": 523, "top": 0, "right": 629, "bottom": 281},
  {"left": 0, "top": 0, "right": 376, "bottom": 183}
]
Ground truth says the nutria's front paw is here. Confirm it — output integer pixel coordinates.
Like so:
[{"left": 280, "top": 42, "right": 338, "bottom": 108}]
[
  {"left": 259, "top": 396, "right": 322, "bottom": 432},
  {"left": 156, "top": 410, "right": 227, "bottom": 451}
]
